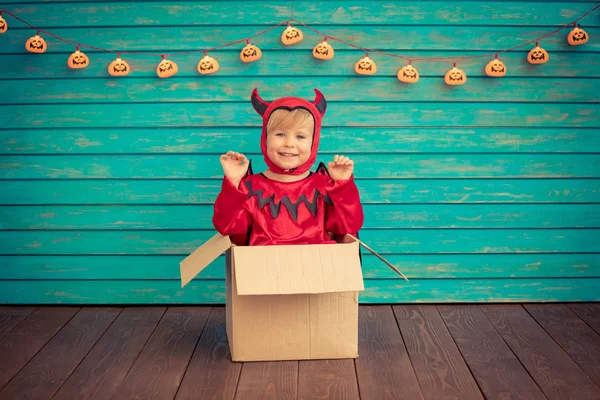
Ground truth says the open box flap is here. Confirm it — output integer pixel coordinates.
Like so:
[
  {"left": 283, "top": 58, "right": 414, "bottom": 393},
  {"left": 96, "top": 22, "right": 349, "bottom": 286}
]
[{"left": 180, "top": 233, "right": 231, "bottom": 288}]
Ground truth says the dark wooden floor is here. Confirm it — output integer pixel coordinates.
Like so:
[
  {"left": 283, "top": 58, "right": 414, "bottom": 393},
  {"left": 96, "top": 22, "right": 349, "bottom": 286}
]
[{"left": 1, "top": 304, "right": 600, "bottom": 399}]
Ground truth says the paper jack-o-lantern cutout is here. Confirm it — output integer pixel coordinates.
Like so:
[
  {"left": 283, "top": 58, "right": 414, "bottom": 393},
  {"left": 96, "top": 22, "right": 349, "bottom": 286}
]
[
  {"left": 397, "top": 61, "right": 419, "bottom": 84},
  {"left": 240, "top": 41, "right": 262, "bottom": 63},
  {"left": 197, "top": 53, "right": 220, "bottom": 75},
  {"left": 355, "top": 54, "right": 377, "bottom": 75},
  {"left": 445, "top": 64, "right": 467, "bottom": 85},
  {"left": 568, "top": 24, "right": 589, "bottom": 46},
  {"left": 26, "top": 34, "right": 47, "bottom": 53},
  {"left": 68, "top": 48, "right": 90, "bottom": 69},
  {"left": 528, "top": 43, "right": 549, "bottom": 64},
  {"left": 156, "top": 56, "right": 178, "bottom": 78},
  {"left": 281, "top": 25, "right": 303, "bottom": 46},
  {"left": 485, "top": 55, "right": 506, "bottom": 77},
  {"left": 0, "top": 15, "right": 8, "bottom": 34},
  {"left": 108, "top": 56, "right": 131, "bottom": 77},
  {"left": 313, "top": 39, "right": 334, "bottom": 60}
]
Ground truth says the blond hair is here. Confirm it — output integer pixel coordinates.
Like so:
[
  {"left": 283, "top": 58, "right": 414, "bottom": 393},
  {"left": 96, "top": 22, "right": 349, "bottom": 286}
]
[{"left": 266, "top": 108, "right": 314, "bottom": 135}]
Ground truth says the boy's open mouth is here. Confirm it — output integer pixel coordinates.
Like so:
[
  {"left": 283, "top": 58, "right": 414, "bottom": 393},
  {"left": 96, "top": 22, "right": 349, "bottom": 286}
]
[{"left": 279, "top": 152, "right": 298, "bottom": 157}]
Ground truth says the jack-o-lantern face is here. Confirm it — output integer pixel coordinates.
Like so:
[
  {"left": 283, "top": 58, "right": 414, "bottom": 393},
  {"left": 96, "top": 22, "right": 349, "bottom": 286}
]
[
  {"left": 281, "top": 26, "right": 303, "bottom": 45},
  {"left": 26, "top": 35, "right": 47, "bottom": 54},
  {"left": 156, "top": 58, "right": 178, "bottom": 78},
  {"left": 68, "top": 50, "right": 89, "bottom": 69},
  {"left": 197, "top": 55, "right": 220, "bottom": 75},
  {"left": 313, "top": 41, "right": 334, "bottom": 60},
  {"left": 485, "top": 58, "right": 506, "bottom": 77},
  {"left": 240, "top": 43, "right": 262, "bottom": 63},
  {"left": 445, "top": 67, "right": 467, "bottom": 85},
  {"left": 527, "top": 45, "right": 549, "bottom": 64},
  {"left": 0, "top": 17, "right": 7, "bottom": 34},
  {"left": 397, "top": 64, "right": 419, "bottom": 84},
  {"left": 355, "top": 56, "right": 377, "bottom": 75},
  {"left": 568, "top": 27, "right": 589, "bottom": 46},
  {"left": 108, "top": 57, "right": 130, "bottom": 77}
]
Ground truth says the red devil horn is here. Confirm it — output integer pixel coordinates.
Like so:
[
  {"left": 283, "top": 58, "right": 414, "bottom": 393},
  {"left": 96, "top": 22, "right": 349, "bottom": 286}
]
[
  {"left": 312, "top": 89, "right": 327, "bottom": 116},
  {"left": 251, "top": 88, "right": 270, "bottom": 116}
]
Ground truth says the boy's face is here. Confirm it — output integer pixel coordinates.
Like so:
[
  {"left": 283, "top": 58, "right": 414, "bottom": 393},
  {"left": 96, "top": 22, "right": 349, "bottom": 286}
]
[{"left": 266, "top": 120, "right": 314, "bottom": 171}]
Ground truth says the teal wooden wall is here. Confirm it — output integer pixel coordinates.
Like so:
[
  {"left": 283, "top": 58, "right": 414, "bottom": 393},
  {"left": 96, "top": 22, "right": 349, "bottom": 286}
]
[{"left": 1, "top": 0, "right": 599, "bottom": 304}]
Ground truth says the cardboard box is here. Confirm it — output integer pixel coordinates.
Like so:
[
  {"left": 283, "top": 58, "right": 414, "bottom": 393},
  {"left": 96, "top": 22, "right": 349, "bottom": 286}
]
[{"left": 180, "top": 233, "right": 365, "bottom": 362}]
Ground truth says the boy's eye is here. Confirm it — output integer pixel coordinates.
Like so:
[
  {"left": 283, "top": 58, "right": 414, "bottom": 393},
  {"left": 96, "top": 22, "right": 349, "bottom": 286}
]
[
  {"left": 276, "top": 133, "right": 285, "bottom": 137},
  {"left": 296, "top": 135, "right": 306, "bottom": 140}
]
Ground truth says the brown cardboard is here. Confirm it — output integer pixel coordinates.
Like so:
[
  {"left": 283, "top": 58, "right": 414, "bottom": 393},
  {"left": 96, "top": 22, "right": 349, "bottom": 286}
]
[{"left": 180, "top": 233, "right": 364, "bottom": 362}]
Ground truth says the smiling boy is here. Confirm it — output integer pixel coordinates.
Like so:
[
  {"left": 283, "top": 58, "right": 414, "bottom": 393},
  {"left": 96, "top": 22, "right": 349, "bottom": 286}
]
[{"left": 212, "top": 89, "right": 364, "bottom": 246}]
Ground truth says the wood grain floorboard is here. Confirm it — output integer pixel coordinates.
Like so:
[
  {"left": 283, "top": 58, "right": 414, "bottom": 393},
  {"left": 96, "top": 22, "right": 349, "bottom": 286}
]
[
  {"left": 0, "top": 307, "right": 120, "bottom": 400},
  {"left": 354, "top": 306, "right": 424, "bottom": 400},
  {"left": 394, "top": 305, "right": 483, "bottom": 400},
  {"left": 297, "top": 359, "right": 360, "bottom": 400},
  {"left": 235, "top": 360, "right": 298, "bottom": 400},
  {"left": 0, "top": 307, "right": 36, "bottom": 340},
  {"left": 568, "top": 303, "right": 600, "bottom": 335},
  {"left": 53, "top": 307, "right": 166, "bottom": 400},
  {"left": 438, "top": 305, "right": 546, "bottom": 400},
  {"left": 111, "top": 307, "right": 211, "bottom": 400},
  {"left": 481, "top": 304, "right": 600, "bottom": 400}
]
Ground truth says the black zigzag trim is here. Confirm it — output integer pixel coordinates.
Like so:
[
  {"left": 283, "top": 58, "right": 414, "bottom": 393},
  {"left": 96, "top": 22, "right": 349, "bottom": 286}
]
[{"left": 244, "top": 180, "right": 333, "bottom": 222}]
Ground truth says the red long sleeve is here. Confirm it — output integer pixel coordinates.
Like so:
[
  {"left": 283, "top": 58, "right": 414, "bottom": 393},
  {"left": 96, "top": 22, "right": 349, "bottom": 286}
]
[
  {"left": 325, "top": 175, "right": 364, "bottom": 235},
  {"left": 212, "top": 177, "right": 252, "bottom": 237}
]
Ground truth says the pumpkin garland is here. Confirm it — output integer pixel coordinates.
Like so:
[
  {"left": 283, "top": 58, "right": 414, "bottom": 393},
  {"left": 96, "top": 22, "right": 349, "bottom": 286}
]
[{"left": 0, "top": 5, "right": 597, "bottom": 83}]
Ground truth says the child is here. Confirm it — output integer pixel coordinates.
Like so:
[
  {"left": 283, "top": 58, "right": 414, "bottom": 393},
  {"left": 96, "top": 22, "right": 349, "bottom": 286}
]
[{"left": 212, "top": 88, "right": 364, "bottom": 246}]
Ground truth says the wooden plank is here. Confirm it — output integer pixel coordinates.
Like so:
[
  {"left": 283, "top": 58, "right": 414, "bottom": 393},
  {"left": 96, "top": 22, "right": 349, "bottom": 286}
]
[
  {"left": 4, "top": 204, "right": 598, "bottom": 230},
  {"left": 4, "top": 77, "right": 598, "bottom": 104},
  {"left": 297, "top": 359, "right": 360, "bottom": 400},
  {"left": 0, "top": 307, "right": 120, "bottom": 400},
  {"left": 2, "top": 179, "right": 598, "bottom": 205},
  {"left": 480, "top": 305, "right": 600, "bottom": 400},
  {"left": 175, "top": 307, "right": 241, "bottom": 400},
  {"left": 113, "top": 307, "right": 211, "bottom": 399},
  {"left": 438, "top": 305, "right": 546, "bottom": 400},
  {"left": 0, "top": 279, "right": 599, "bottom": 304},
  {"left": 3, "top": 103, "right": 599, "bottom": 129},
  {"left": 393, "top": 305, "right": 484, "bottom": 399},
  {"left": 3, "top": 51, "right": 600, "bottom": 79},
  {"left": 3, "top": 127, "right": 600, "bottom": 155},
  {"left": 525, "top": 304, "right": 600, "bottom": 387},
  {"left": 2, "top": 229, "right": 598, "bottom": 255},
  {"left": 0, "top": 307, "right": 79, "bottom": 389},
  {"left": 0, "top": 306, "right": 35, "bottom": 340},
  {"left": 3, "top": 253, "right": 599, "bottom": 280},
  {"left": 3, "top": 154, "right": 599, "bottom": 180},
  {"left": 2, "top": 26, "right": 599, "bottom": 54},
  {"left": 568, "top": 303, "right": 600, "bottom": 335},
  {"left": 6, "top": 2, "right": 597, "bottom": 27},
  {"left": 52, "top": 307, "right": 166, "bottom": 400},
  {"left": 235, "top": 361, "right": 298, "bottom": 400},
  {"left": 355, "top": 306, "right": 423, "bottom": 399}
]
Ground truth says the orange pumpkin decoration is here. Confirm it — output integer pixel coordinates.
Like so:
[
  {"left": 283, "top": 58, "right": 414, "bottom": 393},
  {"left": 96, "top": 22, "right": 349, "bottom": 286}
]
[
  {"left": 528, "top": 43, "right": 549, "bottom": 64},
  {"left": 397, "top": 62, "right": 419, "bottom": 84},
  {"left": 68, "top": 48, "right": 90, "bottom": 69},
  {"left": 568, "top": 25, "right": 589, "bottom": 46},
  {"left": 445, "top": 64, "right": 467, "bottom": 85},
  {"left": 355, "top": 54, "right": 377, "bottom": 75},
  {"left": 485, "top": 55, "right": 506, "bottom": 77},
  {"left": 108, "top": 56, "right": 130, "bottom": 77},
  {"left": 0, "top": 16, "right": 7, "bottom": 34},
  {"left": 281, "top": 25, "right": 303, "bottom": 46},
  {"left": 197, "top": 53, "right": 219, "bottom": 75},
  {"left": 26, "top": 34, "right": 47, "bottom": 54},
  {"left": 240, "top": 41, "right": 262, "bottom": 63},
  {"left": 156, "top": 56, "right": 178, "bottom": 78},
  {"left": 313, "top": 39, "right": 334, "bottom": 60}
]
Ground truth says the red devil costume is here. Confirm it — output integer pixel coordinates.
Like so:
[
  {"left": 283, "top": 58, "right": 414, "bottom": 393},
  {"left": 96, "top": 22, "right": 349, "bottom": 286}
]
[{"left": 212, "top": 88, "right": 364, "bottom": 246}]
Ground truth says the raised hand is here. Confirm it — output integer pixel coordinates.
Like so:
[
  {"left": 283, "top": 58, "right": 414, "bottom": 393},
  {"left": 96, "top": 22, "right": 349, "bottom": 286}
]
[
  {"left": 220, "top": 151, "right": 249, "bottom": 187},
  {"left": 328, "top": 154, "right": 354, "bottom": 181}
]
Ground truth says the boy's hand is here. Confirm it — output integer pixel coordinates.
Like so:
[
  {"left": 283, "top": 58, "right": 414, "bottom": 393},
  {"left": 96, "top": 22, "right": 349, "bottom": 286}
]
[
  {"left": 328, "top": 155, "right": 354, "bottom": 181},
  {"left": 220, "top": 151, "right": 249, "bottom": 187}
]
